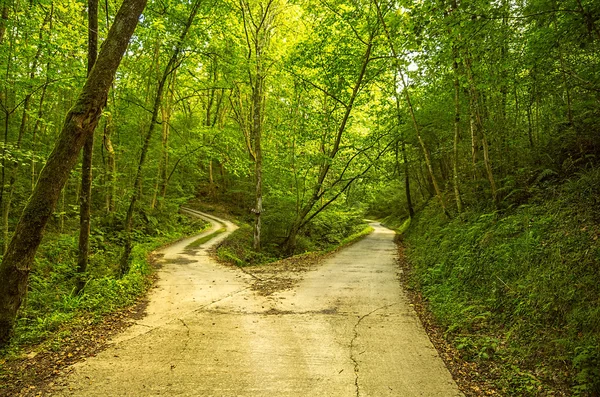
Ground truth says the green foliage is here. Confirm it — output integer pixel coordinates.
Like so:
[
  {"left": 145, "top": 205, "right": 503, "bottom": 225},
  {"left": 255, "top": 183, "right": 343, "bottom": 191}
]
[
  {"left": 7, "top": 209, "right": 208, "bottom": 350},
  {"left": 216, "top": 225, "right": 278, "bottom": 267},
  {"left": 403, "top": 169, "right": 600, "bottom": 395},
  {"left": 300, "top": 206, "right": 366, "bottom": 252},
  {"left": 217, "top": 206, "right": 369, "bottom": 266}
]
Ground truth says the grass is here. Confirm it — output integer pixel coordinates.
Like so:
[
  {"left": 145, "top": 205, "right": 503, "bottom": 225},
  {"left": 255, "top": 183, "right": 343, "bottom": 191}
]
[
  {"left": 215, "top": 213, "right": 372, "bottom": 268},
  {"left": 186, "top": 227, "right": 226, "bottom": 248},
  {"left": 0, "top": 209, "right": 209, "bottom": 358},
  {"left": 401, "top": 168, "right": 600, "bottom": 396}
]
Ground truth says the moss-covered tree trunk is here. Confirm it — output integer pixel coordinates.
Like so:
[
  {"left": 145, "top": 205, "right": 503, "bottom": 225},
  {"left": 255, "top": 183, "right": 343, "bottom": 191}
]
[{"left": 0, "top": 0, "right": 147, "bottom": 348}]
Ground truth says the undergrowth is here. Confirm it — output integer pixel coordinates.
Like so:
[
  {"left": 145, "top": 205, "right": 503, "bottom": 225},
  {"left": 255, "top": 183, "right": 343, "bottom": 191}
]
[
  {"left": 216, "top": 206, "right": 369, "bottom": 267},
  {"left": 1, "top": 205, "right": 209, "bottom": 356},
  {"left": 403, "top": 168, "right": 600, "bottom": 396}
]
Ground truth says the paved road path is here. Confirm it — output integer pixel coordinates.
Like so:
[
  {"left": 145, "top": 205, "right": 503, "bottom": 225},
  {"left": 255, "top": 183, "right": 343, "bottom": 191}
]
[{"left": 51, "top": 211, "right": 462, "bottom": 396}]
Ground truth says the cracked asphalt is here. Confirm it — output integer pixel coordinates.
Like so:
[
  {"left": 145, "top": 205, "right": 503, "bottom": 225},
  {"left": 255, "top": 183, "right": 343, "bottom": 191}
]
[{"left": 49, "top": 211, "right": 463, "bottom": 396}]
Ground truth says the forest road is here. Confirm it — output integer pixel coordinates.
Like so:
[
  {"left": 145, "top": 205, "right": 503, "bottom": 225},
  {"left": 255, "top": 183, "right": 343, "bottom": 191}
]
[{"left": 49, "top": 210, "right": 463, "bottom": 397}]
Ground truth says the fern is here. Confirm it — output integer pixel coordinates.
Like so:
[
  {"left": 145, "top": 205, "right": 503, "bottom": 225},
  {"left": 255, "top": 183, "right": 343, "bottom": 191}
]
[{"left": 534, "top": 168, "right": 558, "bottom": 185}]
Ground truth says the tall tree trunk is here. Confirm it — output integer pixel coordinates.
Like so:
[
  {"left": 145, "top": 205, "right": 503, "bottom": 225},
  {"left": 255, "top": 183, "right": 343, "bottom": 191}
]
[
  {"left": 103, "top": 112, "right": 116, "bottom": 213},
  {"left": 526, "top": 102, "right": 534, "bottom": 148},
  {"left": 396, "top": 139, "right": 414, "bottom": 218},
  {"left": 450, "top": 1, "right": 463, "bottom": 213},
  {"left": 251, "top": 70, "right": 264, "bottom": 252},
  {"left": 120, "top": 0, "right": 201, "bottom": 273},
  {"left": 0, "top": 0, "right": 8, "bottom": 45},
  {"left": 401, "top": 141, "right": 414, "bottom": 218},
  {"left": 76, "top": 0, "right": 99, "bottom": 292},
  {"left": 464, "top": 57, "right": 498, "bottom": 206},
  {"left": 452, "top": 59, "right": 463, "bottom": 213},
  {"left": 159, "top": 73, "right": 175, "bottom": 205},
  {"left": 0, "top": 0, "right": 147, "bottom": 348},
  {"left": 470, "top": 99, "right": 478, "bottom": 176},
  {"left": 31, "top": 65, "right": 50, "bottom": 192},
  {"left": 393, "top": 75, "right": 414, "bottom": 218},
  {"left": 375, "top": 0, "right": 449, "bottom": 217},
  {"left": 236, "top": 0, "right": 277, "bottom": 252}
]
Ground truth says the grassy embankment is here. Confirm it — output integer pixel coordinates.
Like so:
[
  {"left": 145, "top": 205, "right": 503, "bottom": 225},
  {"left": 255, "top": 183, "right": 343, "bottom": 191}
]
[{"left": 402, "top": 169, "right": 600, "bottom": 395}]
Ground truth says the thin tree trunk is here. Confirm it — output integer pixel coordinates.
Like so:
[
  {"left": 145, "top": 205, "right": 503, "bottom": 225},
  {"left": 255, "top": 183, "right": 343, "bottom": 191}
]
[
  {"left": 450, "top": 0, "right": 463, "bottom": 213},
  {"left": 526, "top": 103, "right": 534, "bottom": 148},
  {"left": 103, "top": 112, "right": 116, "bottom": 213},
  {"left": 237, "top": 0, "right": 275, "bottom": 252},
  {"left": 158, "top": 85, "right": 171, "bottom": 204},
  {"left": 557, "top": 48, "right": 574, "bottom": 127},
  {"left": 470, "top": 100, "right": 478, "bottom": 175},
  {"left": 375, "top": 0, "right": 449, "bottom": 217},
  {"left": 401, "top": 141, "right": 414, "bottom": 218},
  {"left": 120, "top": 0, "right": 201, "bottom": 273},
  {"left": 76, "top": 0, "right": 98, "bottom": 292},
  {"left": 251, "top": 70, "right": 264, "bottom": 252},
  {"left": 415, "top": 161, "right": 428, "bottom": 200},
  {"left": 452, "top": 81, "right": 463, "bottom": 213},
  {"left": 0, "top": 0, "right": 8, "bottom": 45},
  {"left": 393, "top": 74, "right": 414, "bottom": 218},
  {"left": 31, "top": 66, "right": 50, "bottom": 191},
  {"left": 481, "top": 131, "right": 498, "bottom": 204},
  {"left": 152, "top": 71, "right": 175, "bottom": 209},
  {"left": 464, "top": 56, "right": 498, "bottom": 205},
  {"left": 396, "top": 139, "right": 414, "bottom": 218},
  {"left": 0, "top": 0, "right": 147, "bottom": 347},
  {"left": 451, "top": 36, "right": 463, "bottom": 210},
  {"left": 208, "top": 160, "right": 215, "bottom": 199}
]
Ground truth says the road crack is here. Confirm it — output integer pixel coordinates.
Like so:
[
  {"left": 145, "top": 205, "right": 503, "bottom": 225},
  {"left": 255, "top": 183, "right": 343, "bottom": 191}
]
[
  {"left": 178, "top": 318, "right": 191, "bottom": 353},
  {"left": 350, "top": 303, "right": 397, "bottom": 397}
]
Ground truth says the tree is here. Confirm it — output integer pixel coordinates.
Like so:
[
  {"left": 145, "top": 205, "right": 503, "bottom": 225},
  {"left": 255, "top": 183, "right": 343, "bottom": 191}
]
[
  {"left": 76, "top": 0, "right": 99, "bottom": 292},
  {"left": 0, "top": 0, "right": 147, "bottom": 348},
  {"left": 230, "top": 0, "right": 279, "bottom": 252},
  {"left": 120, "top": 0, "right": 203, "bottom": 273},
  {"left": 282, "top": 0, "right": 382, "bottom": 253}
]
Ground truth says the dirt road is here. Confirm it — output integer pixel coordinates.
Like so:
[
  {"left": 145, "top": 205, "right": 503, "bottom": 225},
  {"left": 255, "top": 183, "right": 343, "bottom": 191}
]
[{"left": 50, "top": 210, "right": 462, "bottom": 396}]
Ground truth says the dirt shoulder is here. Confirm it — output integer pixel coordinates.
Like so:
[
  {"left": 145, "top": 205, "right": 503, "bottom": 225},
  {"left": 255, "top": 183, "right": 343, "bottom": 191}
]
[{"left": 0, "top": 297, "right": 150, "bottom": 397}]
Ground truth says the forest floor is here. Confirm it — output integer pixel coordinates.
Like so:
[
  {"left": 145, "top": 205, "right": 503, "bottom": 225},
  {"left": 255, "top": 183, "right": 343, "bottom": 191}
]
[{"left": 6, "top": 212, "right": 465, "bottom": 396}]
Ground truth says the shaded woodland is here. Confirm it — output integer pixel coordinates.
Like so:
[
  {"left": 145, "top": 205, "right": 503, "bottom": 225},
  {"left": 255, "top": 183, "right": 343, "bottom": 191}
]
[{"left": 0, "top": 0, "right": 599, "bottom": 394}]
